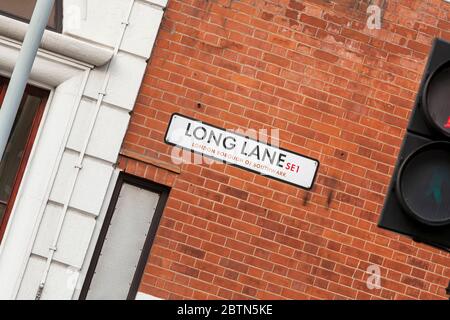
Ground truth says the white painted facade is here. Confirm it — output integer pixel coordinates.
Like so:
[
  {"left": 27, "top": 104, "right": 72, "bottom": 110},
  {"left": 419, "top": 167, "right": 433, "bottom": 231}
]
[{"left": 0, "top": 0, "right": 167, "bottom": 299}]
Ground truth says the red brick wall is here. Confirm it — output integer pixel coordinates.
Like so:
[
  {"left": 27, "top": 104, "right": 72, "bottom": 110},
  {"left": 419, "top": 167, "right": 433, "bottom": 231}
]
[{"left": 120, "top": 0, "right": 450, "bottom": 299}]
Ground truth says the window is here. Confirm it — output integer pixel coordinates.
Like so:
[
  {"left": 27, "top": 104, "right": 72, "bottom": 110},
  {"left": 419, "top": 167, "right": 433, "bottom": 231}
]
[
  {"left": 0, "top": 0, "right": 63, "bottom": 32},
  {"left": 0, "top": 77, "right": 49, "bottom": 242},
  {"left": 80, "top": 174, "right": 169, "bottom": 300}
]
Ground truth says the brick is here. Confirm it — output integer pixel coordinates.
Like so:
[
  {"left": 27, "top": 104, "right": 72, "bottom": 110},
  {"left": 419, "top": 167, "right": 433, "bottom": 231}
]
[
  {"left": 300, "top": 14, "right": 327, "bottom": 29},
  {"left": 171, "top": 263, "right": 199, "bottom": 278},
  {"left": 384, "top": 42, "right": 411, "bottom": 56},
  {"left": 407, "top": 40, "right": 430, "bottom": 54},
  {"left": 313, "top": 49, "right": 339, "bottom": 63},
  {"left": 125, "top": 0, "right": 450, "bottom": 301},
  {"left": 177, "top": 244, "right": 206, "bottom": 259},
  {"left": 236, "top": 200, "right": 265, "bottom": 217},
  {"left": 219, "top": 258, "right": 249, "bottom": 274},
  {"left": 202, "top": 168, "right": 230, "bottom": 184},
  {"left": 219, "top": 185, "right": 249, "bottom": 200},
  {"left": 341, "top": 28, "right": 370, "bottom": 43},
  {"left": 263, "top": 53, "right": 291, "bottom": 68}
]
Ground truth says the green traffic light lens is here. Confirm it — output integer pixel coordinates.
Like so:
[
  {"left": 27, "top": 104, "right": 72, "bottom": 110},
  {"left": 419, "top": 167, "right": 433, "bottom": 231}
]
[{"left": 396, "top": 142, "right": 450, "bottom": 226}]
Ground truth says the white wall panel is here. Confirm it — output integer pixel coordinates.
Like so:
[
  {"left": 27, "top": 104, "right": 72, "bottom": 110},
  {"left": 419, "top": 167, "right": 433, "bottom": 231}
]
[
  {"left": 64, "top": 0, "right": 166, "bottom": 58},
  {"left": 17, "top": 255, "right": 77, "bottom": 300},
  {"left": 67, "top": 100, "right": 131, "bottom": 163},
  {"left": 32, "top": 203, "right": 96, "bottom": 268},
  {"left": 84, "top": 52, "right": 147, "bottom": 110},
  {"left": 16, "top": 255, "right": 46, "bottom": 300},
  {"left": 49, "top": 151, "right": 114, "bottom": 215},
  {"left": 86, "top": 105, "right": 131, "bottom": 162},
  {"left": 66, "top": 97, "right": 96, "bottom": 152},
  {"left": 63, "top": 0, "right": 128, "bottom": 48},
  {"left": 122, "top": 1, "right": 164, "bottom": 59}
]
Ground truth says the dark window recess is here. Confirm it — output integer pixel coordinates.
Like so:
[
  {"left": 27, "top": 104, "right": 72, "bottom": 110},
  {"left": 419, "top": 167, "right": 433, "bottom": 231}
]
[
  {"left": 80, "top": 174, "right": 169, "bottom": 300},
  {"left": 0, "top": 0, "right": 63, "bottom": 32},
  {"left": 0, "top": 77, "right": 49, "bottom": 242}
]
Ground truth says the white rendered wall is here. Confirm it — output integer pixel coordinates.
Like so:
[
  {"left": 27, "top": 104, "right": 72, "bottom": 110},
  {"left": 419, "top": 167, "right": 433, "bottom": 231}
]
[{"left": 0, "top": 0, "right": 167, "bottom": 299}]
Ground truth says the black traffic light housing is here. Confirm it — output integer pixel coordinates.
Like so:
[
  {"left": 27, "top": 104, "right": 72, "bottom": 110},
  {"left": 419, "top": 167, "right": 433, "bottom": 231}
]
[{"left": 378, "top": 38, "right": 450, "bottom": 251}]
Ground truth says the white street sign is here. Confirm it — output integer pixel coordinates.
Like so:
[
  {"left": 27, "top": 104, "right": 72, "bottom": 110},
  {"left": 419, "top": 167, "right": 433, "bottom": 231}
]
[{"left": 165, "top": 114, "right": 319, "bottom": 190}]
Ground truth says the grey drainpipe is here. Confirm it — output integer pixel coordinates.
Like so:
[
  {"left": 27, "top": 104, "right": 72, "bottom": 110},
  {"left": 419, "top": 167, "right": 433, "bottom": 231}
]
[{"left": 0, "top": 0, "right": 55, "bottom": 161}]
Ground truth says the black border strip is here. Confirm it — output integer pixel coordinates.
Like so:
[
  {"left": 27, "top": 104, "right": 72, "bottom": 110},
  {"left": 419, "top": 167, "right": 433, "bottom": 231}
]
[
  {"left": 79, "top": 173, "right": 170, "bottom": 300},
  {"left": 164, "top": 113, "right": 320, "bottom": 191}
]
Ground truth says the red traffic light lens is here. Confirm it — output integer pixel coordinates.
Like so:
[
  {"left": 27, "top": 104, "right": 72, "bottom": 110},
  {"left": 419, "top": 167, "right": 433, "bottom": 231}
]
[{"left": 423, "top": 62, "right": 450, "bottom": 137}]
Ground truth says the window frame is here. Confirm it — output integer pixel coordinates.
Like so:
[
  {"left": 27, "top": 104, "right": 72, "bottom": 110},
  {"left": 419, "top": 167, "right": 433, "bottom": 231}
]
[
  {"left": 79, "top": 173, "right": 170, "bottom": 300},
  {"left": 0, "top": 0, "right": 63, "bottom": 33},
  {"left": 0, "top": 76, "right": 49, "bottom": 242}
]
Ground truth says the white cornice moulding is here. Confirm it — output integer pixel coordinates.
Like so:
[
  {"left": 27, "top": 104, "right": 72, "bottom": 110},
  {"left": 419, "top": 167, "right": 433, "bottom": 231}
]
[
  {"left": 0, "top": 15, "right": 113, "bottom": 67},
  {"left": 0, "top": 37, "right": 89, "bottom": 87}
]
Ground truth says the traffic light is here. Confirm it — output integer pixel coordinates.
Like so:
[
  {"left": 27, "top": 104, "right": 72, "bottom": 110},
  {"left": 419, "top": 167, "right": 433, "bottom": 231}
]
[{"left": 378, "top": 38, "right": 450, "bottom": 251}]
